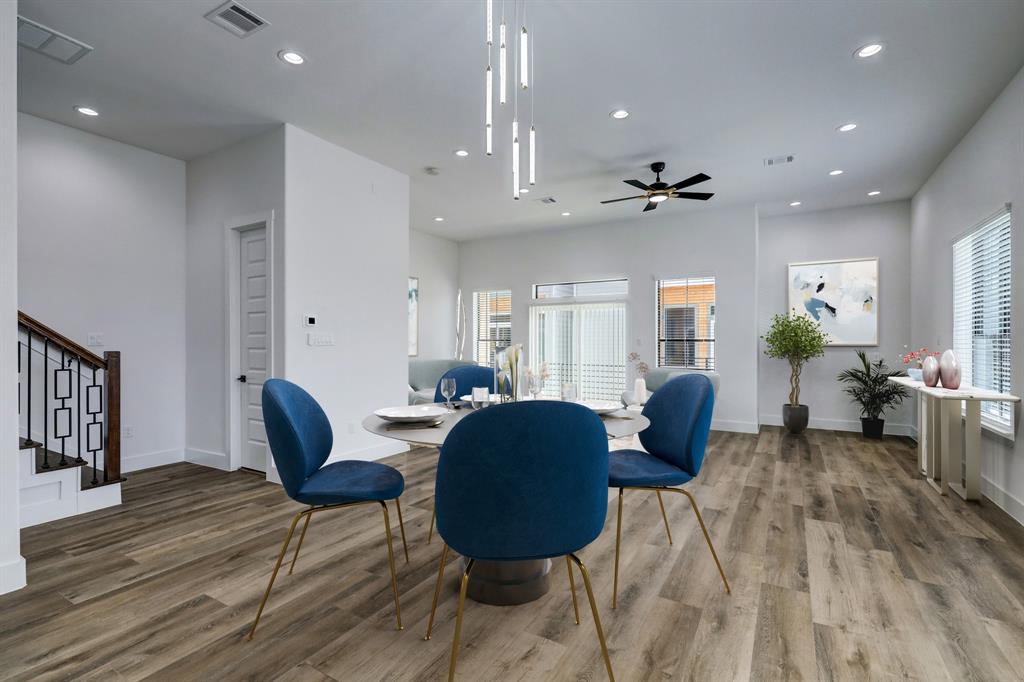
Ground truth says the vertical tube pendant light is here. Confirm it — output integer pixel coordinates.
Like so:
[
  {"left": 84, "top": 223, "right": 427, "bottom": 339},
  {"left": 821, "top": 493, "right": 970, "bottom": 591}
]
[
  {"left": 499, "top": 22, "right": 507, "bottom": 105},
  {"left": 529, "top": 126, "right": 536, "bottom": 185},
  {"left": 485, "top": 67, "right": 493, "bottom": 155},
  {"left": 520, "top": 27, "right": 528, "bottom": 89},
  {"left": 512, "top": 119, "right": 520, "bottom": 199},
  {"left": 486, "top": 0, "right": 492, "bottom": 44}
]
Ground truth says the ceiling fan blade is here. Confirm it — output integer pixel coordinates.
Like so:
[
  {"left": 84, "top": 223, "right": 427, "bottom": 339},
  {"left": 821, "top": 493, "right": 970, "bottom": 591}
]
[
  {"left": 624, "top": 179, "right": 653, "bottom": 191},
  {"left": 669, "top": 173, "right": 711, "bottom": 191},
  {"left": 673, "top": 191, "right": 715, "bottom": 200},
  {"left": 601, "top": 195, "right": 647, "bottom": 204},
  {"left": 643, "top": 201, "right": 659, "bottom": 212}
]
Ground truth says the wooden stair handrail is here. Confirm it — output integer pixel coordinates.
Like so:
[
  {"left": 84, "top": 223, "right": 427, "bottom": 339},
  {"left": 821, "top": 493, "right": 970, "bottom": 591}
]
[{"left": 18, "top": 310, "right": 106, "bottom": 369}]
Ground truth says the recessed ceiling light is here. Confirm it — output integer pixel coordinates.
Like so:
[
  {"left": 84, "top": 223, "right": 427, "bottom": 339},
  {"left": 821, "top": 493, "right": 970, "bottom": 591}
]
[
  {"left": 836, "top": 123, "right": 858, "bottom": 132},
  {"left": 868, "top": 190, "right": 881, "bottom": 196},
  {"left": 789, "top": 201, "right": 802, "bottom": 207},
  {"left": 74, "top": 105, "right": 98, "bottom": 117},
  {"left": 829, "top": 169, "right": 844, "bottom": 176},
  {"left": 561, "top": 211, "right": 571, "bottom": 216},
  {"left": 278, "top": 50, "right": 305, "bottom": 65},
  {"left": 609, "top": 109, "right": 629, "bottom": 120},
  {"left": 519, "top": 188, "right": 529, "bottom": 193},
  {"left": 855, "top": 43, "right": 884, "bottom": 59},
  {"left": 453, "top": 149, "right": 469, "bottom": 157},
  {"left": 433, "top": 216, "right": 445, "bottom": 222}
]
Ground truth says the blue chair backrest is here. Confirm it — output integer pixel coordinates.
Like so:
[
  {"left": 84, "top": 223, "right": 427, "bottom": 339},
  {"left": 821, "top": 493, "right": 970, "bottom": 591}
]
[
  {"left": 434, "top": 364, "right": 504, "bottom": 403},
  {"left": 639, "top": 373, "right": 714, "bottom": 477},
  {"left": 435, "top": 401, "right": 609, "bottom": 561},
  {"left": 262, "top": 379, "right": 333, "bottom": 499}
]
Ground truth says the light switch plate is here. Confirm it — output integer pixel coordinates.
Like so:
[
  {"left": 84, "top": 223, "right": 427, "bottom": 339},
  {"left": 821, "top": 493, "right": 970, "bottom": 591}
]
[
  {"left": 307, "top": 332, "right": 335, "bottom": 347},
  {"left": 303, "top": 313, "right": 317, "bottom": 327},
  {"left": 86, "top": 333, "right": 104, "bottom": 347}
]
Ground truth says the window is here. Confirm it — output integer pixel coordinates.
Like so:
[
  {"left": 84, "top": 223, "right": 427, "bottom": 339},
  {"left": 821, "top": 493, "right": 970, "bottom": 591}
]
[
  {"left": 534, "top": 278, "right": 628, "bottom": 299},
  {"left": 529, "top": 301, "right": 626, "bottom": 401},
  {"left": 472, "top": 290, "right": 512, "bottom": 366},
  {"left": 953, "top": 208, "right": 1012, "bottom": 430},
  {"left": 657, "top": 277, "right": 716, "bottom": 370}
]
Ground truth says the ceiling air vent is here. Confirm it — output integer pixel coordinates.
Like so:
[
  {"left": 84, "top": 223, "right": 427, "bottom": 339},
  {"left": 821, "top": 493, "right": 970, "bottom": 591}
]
[
  {"left": 537, "top": 196, "right": 558, "bottom": 204},
  {"left": 17, "top": 16, "right": 93, "bottom": 65},
  {"left": 205, "top": 1, "right": 269, "bottom": 38},
  {"left": 764, "top": 154, "right": 795, "bottom": 168}
]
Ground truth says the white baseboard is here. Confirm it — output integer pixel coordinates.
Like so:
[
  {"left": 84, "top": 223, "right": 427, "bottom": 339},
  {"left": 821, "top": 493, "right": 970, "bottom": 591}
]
[
  {"left": 712, "top": 419, "right": 760, "bottom": 434},
  {"left": 759, "top": 414, "right": 914, "bottom": 437},
  {"left": 0, "top": 555, "right": 26, "bottom": 595},
  {"left": 982, "top": 476, "right": 1024, "bottom": 527},
  {"left": 186, "top": 447, "right": 231, "bottom": 471},
  {"left": 121, "top": 448, "right": 184, "bottom": 473}
]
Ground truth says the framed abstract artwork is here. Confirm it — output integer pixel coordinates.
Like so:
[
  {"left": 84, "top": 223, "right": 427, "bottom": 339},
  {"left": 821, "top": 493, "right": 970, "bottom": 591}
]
[
  {"left": 408, "top": 277, "right": 419, "bottom": 356},
  {"left": 787, "top": 257, "right": 878, "bottom": 346}
]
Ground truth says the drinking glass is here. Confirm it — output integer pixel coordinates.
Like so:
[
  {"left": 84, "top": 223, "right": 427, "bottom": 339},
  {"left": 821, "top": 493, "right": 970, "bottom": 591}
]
[
  {"left": 529, "top": 375, "right": 543, "bottom": 400},
  {"left": 441, "top": 377, "right": 457, "bottom": 410},
  {"left": 560, "top": 382, "right": 577, "bottom": 402}
]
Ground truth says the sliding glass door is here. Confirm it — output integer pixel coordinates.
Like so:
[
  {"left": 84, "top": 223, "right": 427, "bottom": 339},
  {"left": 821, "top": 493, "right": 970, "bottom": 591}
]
[{"left": 529, "top": 301, "right": 626, "bottom": 401}]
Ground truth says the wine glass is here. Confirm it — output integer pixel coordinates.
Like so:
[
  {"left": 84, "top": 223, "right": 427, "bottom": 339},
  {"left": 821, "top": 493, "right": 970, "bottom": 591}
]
[
  {"left": 529, "top": 375, "right": 543, "bottom": 400},
  {"left": 441, "top": 377, "right": 457, "bottom": 410}
]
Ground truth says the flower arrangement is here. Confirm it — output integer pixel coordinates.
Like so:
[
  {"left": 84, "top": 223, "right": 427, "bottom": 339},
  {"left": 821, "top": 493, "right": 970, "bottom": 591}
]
[
  {"left": 901, "top": 346, "right": 938, "bottom": 367},
  {"left": 498, "top": 344, "right": 524, "bottom": 401},
  {"left": 627, "top": 352, "right": 649, "bottom": 377}
]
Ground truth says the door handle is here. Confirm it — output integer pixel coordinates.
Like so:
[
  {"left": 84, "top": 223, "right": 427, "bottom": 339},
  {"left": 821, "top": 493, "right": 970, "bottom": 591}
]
[{"left": 237, "top": 375, "right": 247, "bottom": 383}]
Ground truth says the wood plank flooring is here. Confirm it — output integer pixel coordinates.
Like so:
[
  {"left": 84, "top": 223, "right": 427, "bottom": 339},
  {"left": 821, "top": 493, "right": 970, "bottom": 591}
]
[{"left": 3, "top": 427, "right": 1024, "bottom": 681}]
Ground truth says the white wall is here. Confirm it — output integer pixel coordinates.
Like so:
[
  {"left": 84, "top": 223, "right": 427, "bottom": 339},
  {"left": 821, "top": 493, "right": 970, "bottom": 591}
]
[
  {"left": 410, "top": 230, "right": 459, "bottom": 359},
  {"left": 283, "top": 125, "right": 410, "bottom": 462},
  {"left": 185, "top": 127, "right": 285, "bottom": 469},
  {"left": 758, "top": 201, "right": 913, "bottom": 434},
  {"left": 458, "top": 205, "right": 760, "bottom": 433},
  {"left": 18, "top": 115, "right": 187, "bottom": 472},
  {"left": 0, "top": 2, "right": 26, "bottom": 595},
  {"left": 911, "top": 64, "right": 1024, "bottom": 522}
]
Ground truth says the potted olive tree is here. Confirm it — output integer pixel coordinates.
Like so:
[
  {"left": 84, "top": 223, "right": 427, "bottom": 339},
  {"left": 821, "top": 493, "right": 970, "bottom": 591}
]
[
  {"left": 763, "top": 312, "right": 828, "bottom": 434},
  {"left": 836, "top": 350, "right": 910, "bottom": 439}
]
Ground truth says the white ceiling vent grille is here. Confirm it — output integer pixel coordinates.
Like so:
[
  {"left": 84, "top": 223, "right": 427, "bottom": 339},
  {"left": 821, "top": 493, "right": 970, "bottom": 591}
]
[
  {"left": 205, "top": 2, "right": 269, "bottom": 38},
  {"left": 537, "top": 196, "right": 558, "bottom": 204},
  {"left": 17, "top": 16, "right": 93, "bottom": 65},
  {"left": 764, "top": 154, "right": 795, "bottom": 168}
]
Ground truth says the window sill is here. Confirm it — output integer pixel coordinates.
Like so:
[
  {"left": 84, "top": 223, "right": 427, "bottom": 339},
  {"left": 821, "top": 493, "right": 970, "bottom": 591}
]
[{"left": 979, "top": 416, "right": 1015, "bottom": 442}]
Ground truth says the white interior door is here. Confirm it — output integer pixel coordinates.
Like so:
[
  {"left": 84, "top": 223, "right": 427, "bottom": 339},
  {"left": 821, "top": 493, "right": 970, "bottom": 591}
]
[{"left": 239, "top": 227, "right": 269, "bottom": 472}]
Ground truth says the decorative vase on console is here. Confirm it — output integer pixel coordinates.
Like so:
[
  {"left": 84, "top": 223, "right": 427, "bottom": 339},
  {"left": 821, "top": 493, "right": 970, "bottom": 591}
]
[
  {"left": 939, "top": 349, "right": 961, "bottom": 389},
  {"left": 921, "top": 355, "right": 940, "bottom": 387}
]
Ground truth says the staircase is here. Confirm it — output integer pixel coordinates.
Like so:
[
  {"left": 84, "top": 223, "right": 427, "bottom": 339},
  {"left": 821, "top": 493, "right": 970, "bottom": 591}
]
[{"left": 17, "top": 311, "right": 123, "bottom": 527}]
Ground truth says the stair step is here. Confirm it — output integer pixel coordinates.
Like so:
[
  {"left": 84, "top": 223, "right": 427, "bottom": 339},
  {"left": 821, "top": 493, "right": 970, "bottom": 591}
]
[
  {"left": 19, "top": 438, "right": 41, "bottom": 450},
  {"left": 34, "top": 448, "right": 89, "bottom": 475},
  {"left": 80, "top": 466, "right": 124, "bottom": 490}
]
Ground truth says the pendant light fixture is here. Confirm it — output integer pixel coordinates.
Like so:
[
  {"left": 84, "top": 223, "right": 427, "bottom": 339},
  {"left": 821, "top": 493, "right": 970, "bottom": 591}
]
[
  {"left": 499, "top": 1, "right": 507, "bottom": 106},
  {"left": 485, "top": 0, "right": 493, "bottom": 155},
  {"left": 528, "top": 20, "right": 535, "bottom": 186}
]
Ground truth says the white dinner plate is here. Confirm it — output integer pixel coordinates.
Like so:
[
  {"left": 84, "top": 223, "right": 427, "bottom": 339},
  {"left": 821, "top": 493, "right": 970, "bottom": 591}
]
[
  {"left": 460, "top": 393, "right": 504, "bottom": 404},
  {"left": 577, "top": 400, "right": 621, "bottom": 415},
  {"left": 374, "top": 405, "right": 449, "bottom": 423}
]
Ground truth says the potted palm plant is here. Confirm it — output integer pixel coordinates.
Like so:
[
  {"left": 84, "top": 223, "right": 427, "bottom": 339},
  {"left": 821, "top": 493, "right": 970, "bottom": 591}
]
[
  {"left": 762, "top": 312, "right": 828, "bottom": 434},
  {"left": 836, "top": 350, "right": 910, "bottom": 439}
]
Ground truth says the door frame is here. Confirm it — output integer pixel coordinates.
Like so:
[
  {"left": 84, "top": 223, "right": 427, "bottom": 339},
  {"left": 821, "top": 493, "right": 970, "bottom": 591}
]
[{"left": 224, "top": 210, "right": 276, "bottom": 474}]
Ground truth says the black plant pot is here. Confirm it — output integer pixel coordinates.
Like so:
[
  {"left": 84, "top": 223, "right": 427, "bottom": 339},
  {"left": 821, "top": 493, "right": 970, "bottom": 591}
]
[
  {"left": 861, "top": 417, "right": 884, "bottom": 440},
  {"left": 782, "top": 404, "right": 809, "bottom": 434}
]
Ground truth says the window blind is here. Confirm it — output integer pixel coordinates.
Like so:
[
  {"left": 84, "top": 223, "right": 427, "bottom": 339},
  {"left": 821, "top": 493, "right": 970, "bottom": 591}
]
[
  {"left": 953, "top": 208, "right": 1012, "bottom": 428},
  {"left": 657, "top": 277, "right": 716, "bottom": 370},
  {"left": 473, "top": 290, "right": 512, "bottom": 366},
  {"left": 529, "top": 301, "right": 626, "bottom": 401}
]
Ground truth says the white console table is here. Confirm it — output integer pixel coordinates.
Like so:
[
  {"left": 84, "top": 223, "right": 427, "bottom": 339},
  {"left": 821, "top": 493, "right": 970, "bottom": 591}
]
[{"left": 889, "top": 377, "right": 1019, "bottom": 501}]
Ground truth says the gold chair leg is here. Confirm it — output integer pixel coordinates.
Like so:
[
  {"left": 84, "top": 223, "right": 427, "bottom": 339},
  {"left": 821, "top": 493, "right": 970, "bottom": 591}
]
[
  {"left": 612, "top": 488, "right": 623, "bottom": 609},
  {"left": 428, "top": 505, "right": 436, "bottom": 544},
  {"left": 680, "top": 489, "right": 730, "bottom": 594},
  {"left": 568, "top": 554, "right": 615, "bottom": 682},
  {"left": 287, "top": 512, "right": 313, "bottom": 575},
  {"left": 395, "top": 498, "right": 410, "bottom": 563},
  {"left": 656, "top": 490, "right": 673, "bottom": 546},
  {"left": 447, "top": 559, "right": 475, "bottom": 682},
  {"left": 424, "top": 543, "right": 450, "bottom": 640},
  {"left": 379, "top": 501, "right": 404, "bottom": 630},
  {"left": 566, "top": 555, "right": 580, "bottom": 625},
  {"left": 248, "top": 510, "right": 305, "bottom": 639}
]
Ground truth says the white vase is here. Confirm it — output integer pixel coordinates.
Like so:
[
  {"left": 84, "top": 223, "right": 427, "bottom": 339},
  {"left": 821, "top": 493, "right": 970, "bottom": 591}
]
[
  {"left": 939, "top": 349, "right": 961, "bottom": 389},
  {"left": 634, "top": 377, "right": 648, "bottom": 405}
]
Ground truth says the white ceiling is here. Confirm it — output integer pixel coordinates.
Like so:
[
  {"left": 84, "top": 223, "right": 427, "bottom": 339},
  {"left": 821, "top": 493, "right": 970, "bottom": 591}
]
[{"left": 17, "top": 0, "right": 1024, "bottom": 241}]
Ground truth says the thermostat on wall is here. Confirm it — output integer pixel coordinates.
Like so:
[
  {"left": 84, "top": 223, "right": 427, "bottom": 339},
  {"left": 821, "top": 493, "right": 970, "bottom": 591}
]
[{"left": 304, "top": 313, "right": 317, "bottom": 327}]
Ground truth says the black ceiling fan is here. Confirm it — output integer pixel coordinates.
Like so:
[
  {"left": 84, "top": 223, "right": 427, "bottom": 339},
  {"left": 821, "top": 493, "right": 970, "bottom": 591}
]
[{"left": 601, "top": 162, "right": 714, "bottom": 212}]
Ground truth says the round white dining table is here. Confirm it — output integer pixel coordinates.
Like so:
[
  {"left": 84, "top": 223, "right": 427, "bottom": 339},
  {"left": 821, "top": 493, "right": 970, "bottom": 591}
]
[{"left": 362, "top": 401, "right": 650, "bottom": 605}]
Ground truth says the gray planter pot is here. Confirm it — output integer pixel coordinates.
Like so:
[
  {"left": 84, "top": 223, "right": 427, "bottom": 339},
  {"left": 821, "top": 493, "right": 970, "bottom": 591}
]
[{"left": 782, "top": 404, "right": 809, "bottom": 434}]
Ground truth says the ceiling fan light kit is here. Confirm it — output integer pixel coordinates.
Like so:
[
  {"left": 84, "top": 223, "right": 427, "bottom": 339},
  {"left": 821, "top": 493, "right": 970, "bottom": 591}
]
[{"left": 601, "top": 162, "right": 715, "bottom": 213}]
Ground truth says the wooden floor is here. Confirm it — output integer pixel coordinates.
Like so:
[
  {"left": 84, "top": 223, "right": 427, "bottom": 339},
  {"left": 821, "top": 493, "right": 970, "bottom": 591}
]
[{"left": 4, "top": 427, "right": 1024, "bottom": 681}]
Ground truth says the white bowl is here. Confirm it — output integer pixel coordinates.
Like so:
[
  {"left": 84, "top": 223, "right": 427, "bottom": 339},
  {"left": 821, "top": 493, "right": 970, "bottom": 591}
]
[{"left": 374, "top": 405, "right": 449, "bottom": 423}]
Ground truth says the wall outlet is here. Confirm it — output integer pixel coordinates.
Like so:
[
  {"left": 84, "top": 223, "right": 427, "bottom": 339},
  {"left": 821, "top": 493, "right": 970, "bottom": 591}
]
[
  {"left": 123, "top": 425, "right": 134, "bottom": 438},
  {"left": 87, "top": 333, "right": 104, "bottom": 347},
  {"left": 307, "top": 332, "right": 335, "bottom": 347}
]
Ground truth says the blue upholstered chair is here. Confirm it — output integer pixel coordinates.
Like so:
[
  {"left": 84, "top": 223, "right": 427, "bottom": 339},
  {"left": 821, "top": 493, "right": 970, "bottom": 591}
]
[
  {"left": 432, "top": 364, "right": 504, "bottom": 403},
  {"left": 248, "top": 379, "right": 409, "bottom": 638},
  {"left": 609, "top": 373, "right": 730, "bottom": 608},
  {"left": 424, "top": 401, "right": 615, "bottom": 681}
]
